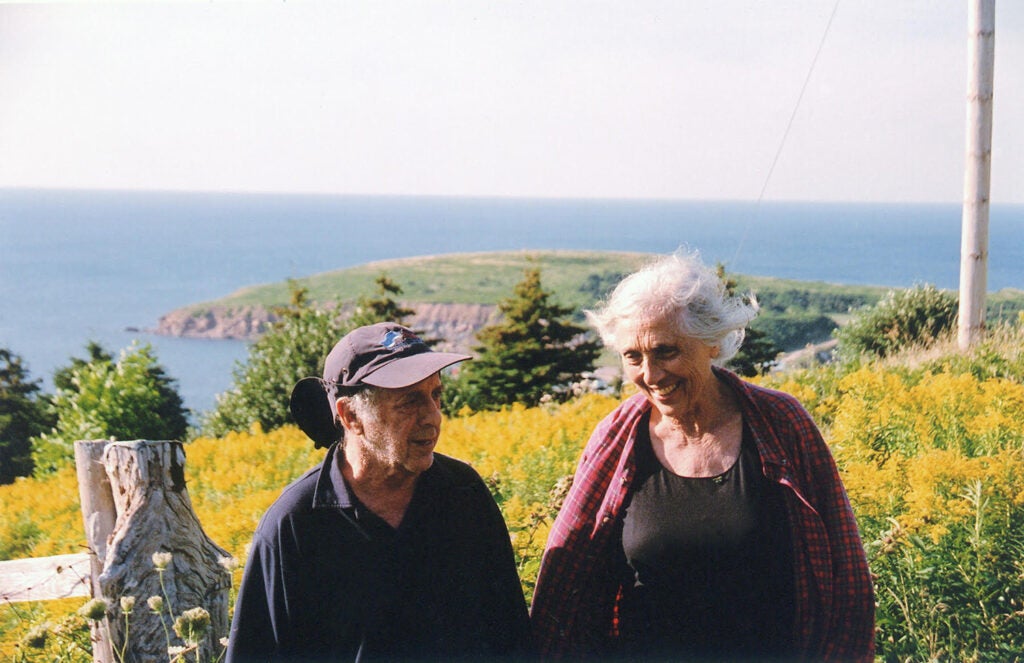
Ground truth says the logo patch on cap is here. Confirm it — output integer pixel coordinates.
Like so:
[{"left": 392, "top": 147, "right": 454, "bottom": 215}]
[{"left": 381, "top": 328, "right": 423, "bottom": 350}]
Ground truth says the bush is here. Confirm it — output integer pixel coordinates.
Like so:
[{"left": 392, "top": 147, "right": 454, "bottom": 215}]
[
  {"left": 751, "top": 312, "right": 838, "bottom": 351},
  {"left": 825, "top": 367, "right": 1024, "bottom": 660},
  {"left": 203, "top": 306, "right": 349, "bottom": 437},
  {"left": 835, "top": 284, "right": 958, "bottom": 360},
  {"left": 918, "top": 322, "right": 1024, "bottom": 382},
  {"left": 31, "top": 343, "right": 188, "bottom": 475}
]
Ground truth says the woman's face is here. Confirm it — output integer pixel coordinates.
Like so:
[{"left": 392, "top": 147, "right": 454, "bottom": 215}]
[{"left": 618, "top": 314, "right": 718, "bottom": 421}]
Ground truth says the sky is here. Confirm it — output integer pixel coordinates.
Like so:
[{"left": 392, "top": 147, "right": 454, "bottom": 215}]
[{"left": 1, "top": 1, "right": 1022, "bottom": 204}]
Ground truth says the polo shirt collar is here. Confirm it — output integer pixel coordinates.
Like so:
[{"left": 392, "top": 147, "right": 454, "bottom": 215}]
[{"left": 311, "top": 442, "right": 356, "bottom": 510}]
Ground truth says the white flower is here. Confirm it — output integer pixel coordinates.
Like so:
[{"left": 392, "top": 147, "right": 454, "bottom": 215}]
[
  {"left": 218, "top": 556, "right": 240, "bottom": 573},
  {"left": 152, "top": 551, "right": 173, "bottom": 571}
]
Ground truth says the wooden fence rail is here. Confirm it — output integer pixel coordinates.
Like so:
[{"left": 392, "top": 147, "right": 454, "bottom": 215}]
[{"left": 0, "top": 552, "right": 91, "bottom": 603}]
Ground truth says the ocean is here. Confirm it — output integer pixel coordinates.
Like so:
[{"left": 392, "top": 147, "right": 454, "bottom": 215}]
[{"left": 2, "top": 189, "right": 1022, "bottom": 417}]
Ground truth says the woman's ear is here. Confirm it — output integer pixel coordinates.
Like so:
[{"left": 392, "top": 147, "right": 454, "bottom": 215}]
[{"left": 710, "top": 345, "right": 721, "bottom": 359}]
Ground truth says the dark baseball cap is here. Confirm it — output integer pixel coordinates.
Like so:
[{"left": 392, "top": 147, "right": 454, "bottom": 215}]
[
  {"left": 289, "top": 322, "right": 470, "bottom": 448},
  {"left": 323, "top": 322, "right": 471, "bottom": 390}
]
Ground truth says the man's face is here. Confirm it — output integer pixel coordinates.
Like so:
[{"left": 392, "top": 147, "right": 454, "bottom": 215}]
[{"left": 359, "top": 373, "right": 444, "bottom": 477}]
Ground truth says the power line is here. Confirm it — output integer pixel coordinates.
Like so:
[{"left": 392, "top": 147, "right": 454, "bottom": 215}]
[{"left": 730, "top": 0, "right": 841, "bottom": 270}]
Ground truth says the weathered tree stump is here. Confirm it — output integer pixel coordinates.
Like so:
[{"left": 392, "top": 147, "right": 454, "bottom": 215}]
[{"left": 75, "top": 440, "right": 231, "bottom": 663}]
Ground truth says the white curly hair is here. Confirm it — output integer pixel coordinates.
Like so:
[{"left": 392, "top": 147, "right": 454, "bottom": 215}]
[{"left": 585, "top": 249, "right": 759, "bottom": 365}]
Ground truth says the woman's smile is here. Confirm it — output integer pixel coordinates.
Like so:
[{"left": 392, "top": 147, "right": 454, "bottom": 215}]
[{"left": 648, "top": 381, "right": 681, "bottom": 398}]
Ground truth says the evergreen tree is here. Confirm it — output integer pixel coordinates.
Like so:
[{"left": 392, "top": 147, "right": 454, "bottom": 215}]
[
  {"left": 451, "top": 268, "right": 600, "bottom": 412},
  {"left": 728, "top": 326, "right": 780, "bottom": 377},
  {"left": 349, "top": 275, "right": 416, "bottom": 328},
  {"left": 717, "top": 264, "right": 781, "bottom": 377},
  {"left": 0, "top": 349, "right": 52, "bottom": 483}
]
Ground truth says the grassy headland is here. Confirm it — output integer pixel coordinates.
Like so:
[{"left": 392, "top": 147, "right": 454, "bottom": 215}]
[
  {"left": 181, "top": 250, "right": 653, "bottom": 310},
  {"left": 157, "top": 249, "right": 1024, "bottom": 352}
]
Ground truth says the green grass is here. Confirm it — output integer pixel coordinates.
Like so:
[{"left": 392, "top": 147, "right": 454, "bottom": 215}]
[
  {"left": 177, "top": 250, "right": 892, "bottom": 312},
  {"left": 187, "top": 250, "right": 651, "bottom": 310}
]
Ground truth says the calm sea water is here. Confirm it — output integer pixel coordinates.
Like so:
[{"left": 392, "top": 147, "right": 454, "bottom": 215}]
[{"left": 2, "top": 189, "right": 1022, "bottom": 416}]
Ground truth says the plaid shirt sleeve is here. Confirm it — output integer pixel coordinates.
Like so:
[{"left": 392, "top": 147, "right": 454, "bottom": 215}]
[
  {"left": 530, "top": 394, "right": 648, "bottom": 659},
  {"left": 731, "top": 372, "right": 875, "bottom": 662}
]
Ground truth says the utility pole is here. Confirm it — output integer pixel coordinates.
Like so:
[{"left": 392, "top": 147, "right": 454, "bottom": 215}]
[{"left": 958, "top": 0, "right": 996, "bottom": 350}]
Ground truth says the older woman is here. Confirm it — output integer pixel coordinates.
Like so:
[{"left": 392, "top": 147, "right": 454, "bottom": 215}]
[{"left": 531, "top": 252, "right": 874, "bottom": 661}]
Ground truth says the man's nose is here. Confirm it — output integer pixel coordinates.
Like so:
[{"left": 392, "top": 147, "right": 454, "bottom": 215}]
[{"left": 422, "top": 399, "right": 443, "bottom": 427}]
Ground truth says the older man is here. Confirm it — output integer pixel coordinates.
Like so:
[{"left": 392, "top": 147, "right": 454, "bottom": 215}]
[{"left": 227, "top": 322, "right": 530, "bottom": 662}]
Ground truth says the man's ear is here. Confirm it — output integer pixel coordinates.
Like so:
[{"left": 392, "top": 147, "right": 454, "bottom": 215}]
[{"left": 336, "top": 398, "right": 363, "bottom": 436}]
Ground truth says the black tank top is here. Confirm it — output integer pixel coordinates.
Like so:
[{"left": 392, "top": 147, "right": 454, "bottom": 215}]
[{"left": 619, "top": 413, "right": 796, "bottom": 659}]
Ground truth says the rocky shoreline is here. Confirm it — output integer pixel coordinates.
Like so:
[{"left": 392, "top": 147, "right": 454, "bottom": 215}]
[
  {"left": 152, "top": 305, "right": 275, "bottom": 340},
  {"left": 151, "top": 302, "right": 500, "bottom": 353}
]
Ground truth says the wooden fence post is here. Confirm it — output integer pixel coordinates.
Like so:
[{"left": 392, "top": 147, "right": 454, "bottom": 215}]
[
  {"left": 75, "top": 440, "right": 118, "bottom": 663},
  {"left": 75, "top": 440, "right": 232, "bottom": 663}
]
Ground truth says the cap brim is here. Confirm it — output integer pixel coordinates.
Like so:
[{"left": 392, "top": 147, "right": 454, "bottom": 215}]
[
  {"left": 362, "top": 352, "right": 471, "bottom": 389},
  {"left": 289, "top": 377, "right": 342, "bottom": 449}
]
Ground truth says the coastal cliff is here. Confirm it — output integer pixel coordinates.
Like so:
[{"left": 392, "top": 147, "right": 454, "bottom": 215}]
[
  {"left": 154, "top": 305, "right": 275, "bottom": 340},
  {"left": 152, "top": 302, "right": 498, "bottom": 353}
]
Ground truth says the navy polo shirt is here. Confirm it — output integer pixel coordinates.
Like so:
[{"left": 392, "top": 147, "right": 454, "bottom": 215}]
[{"left": 226, "top": 443, "right": 531, "bottom": 662}]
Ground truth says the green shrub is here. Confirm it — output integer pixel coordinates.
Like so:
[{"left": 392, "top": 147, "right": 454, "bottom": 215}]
[
  {"left": 835, "top": 284, "right": 958, "bottom": 360},
  {"left": 31, "top": 343, "right": 188, "bottom": 475},
  {"left": 751, "top": 311, "right": 839, "bottom": 351},
  {"left": 203, "top": 305, "right": 350, "bottom": 437}
]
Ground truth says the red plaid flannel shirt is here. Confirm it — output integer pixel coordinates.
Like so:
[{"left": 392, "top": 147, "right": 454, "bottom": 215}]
[{"left": 531, "top": 367, "right": 875, "bottom": 661}]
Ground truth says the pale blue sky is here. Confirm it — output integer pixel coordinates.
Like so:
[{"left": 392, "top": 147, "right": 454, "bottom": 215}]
[{"left": 2, "top": 1, "right": 1022, "bottom": 203}]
